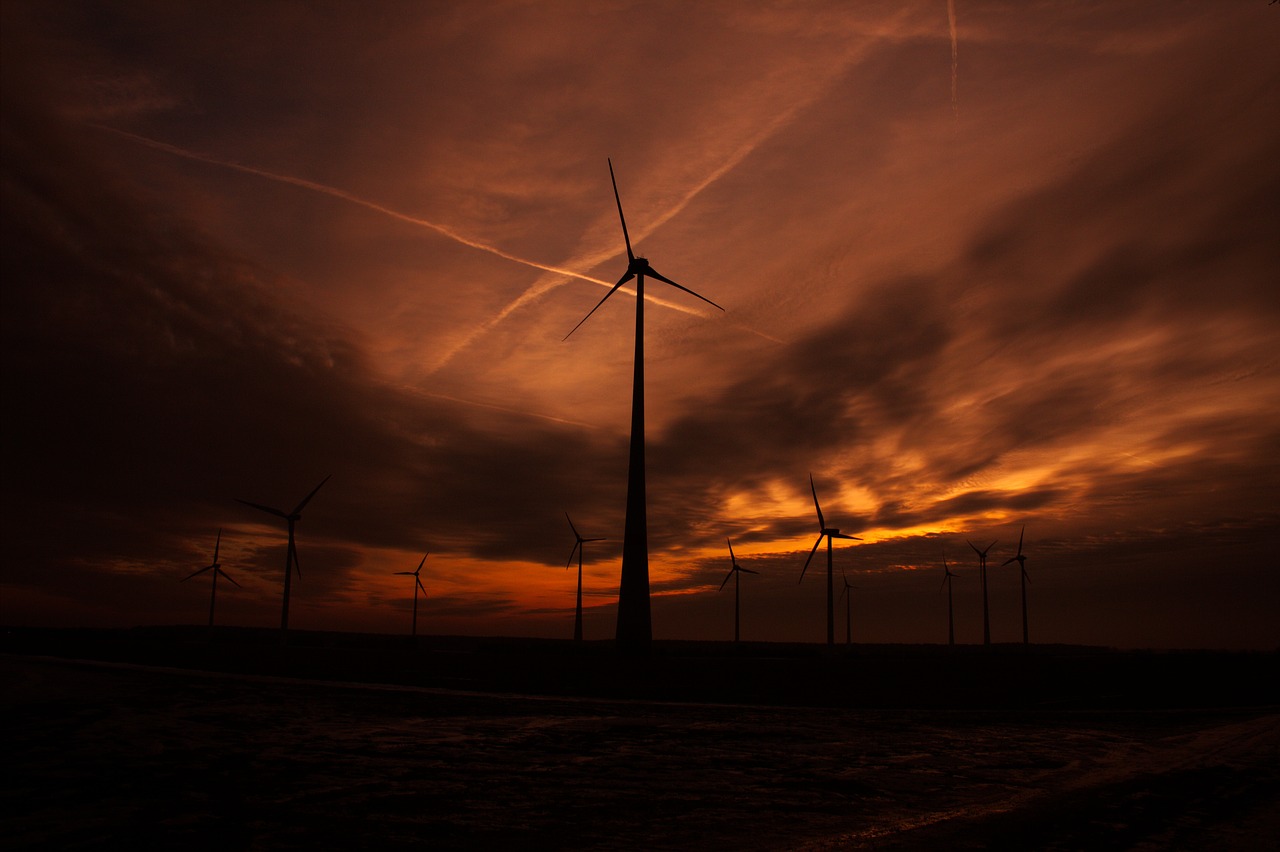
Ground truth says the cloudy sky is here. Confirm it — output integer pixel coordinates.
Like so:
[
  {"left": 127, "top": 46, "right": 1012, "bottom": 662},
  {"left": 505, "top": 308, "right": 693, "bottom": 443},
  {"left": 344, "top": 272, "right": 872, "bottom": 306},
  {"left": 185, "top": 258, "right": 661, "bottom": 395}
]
[{"left": 3, "top": 1, "right": 1277, "bottom": 649}]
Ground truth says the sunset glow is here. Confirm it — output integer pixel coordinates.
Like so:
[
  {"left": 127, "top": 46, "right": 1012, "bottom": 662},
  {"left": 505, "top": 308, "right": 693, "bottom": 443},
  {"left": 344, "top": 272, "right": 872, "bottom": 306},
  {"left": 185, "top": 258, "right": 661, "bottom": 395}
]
[{"left": 3, "top": 1, "right": 1277, "bottom": 650}]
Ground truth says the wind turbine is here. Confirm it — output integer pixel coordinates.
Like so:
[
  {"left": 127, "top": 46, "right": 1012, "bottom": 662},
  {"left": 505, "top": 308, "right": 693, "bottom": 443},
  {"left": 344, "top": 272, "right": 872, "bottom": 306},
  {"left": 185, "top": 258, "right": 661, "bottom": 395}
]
[
  {"left": 1002, "top": 526, "right": 1031, "bottom": 644},
  {"left": 799, "top": 474, "right": 861, "bottom": 646},
  {"left": 235, "top": 475, "right": 329, "bottom": 635},
  {"left": 394, "top": 552, "right": 429, "bottom": 638},
  {"left": 940, "top": 550, "right": 957, "bottom": 646},
  {"left": 565, "top": 513, "right": 605, "bottom": 642},
  {"left": 181, "top": 528, "right": 239, "bottom": 631},
  {"left": 967, "top": 538, "right": 997, "bottom": 646},
  {"left": 839, "top": 567, "right": 856, "bottom": 645},
  {"left": 718, "top": 538, "right": 759, "bottom": 643},
  {"left": 564, "top": 159, "right": 724, "bottom": 656}
]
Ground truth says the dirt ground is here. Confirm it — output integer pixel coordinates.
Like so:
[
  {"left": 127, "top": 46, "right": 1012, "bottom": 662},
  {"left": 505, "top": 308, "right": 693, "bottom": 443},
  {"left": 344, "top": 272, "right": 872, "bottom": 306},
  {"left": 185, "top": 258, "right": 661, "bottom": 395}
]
[{"left": 3, "top": 653, "right": 1277, "bottom": 850}]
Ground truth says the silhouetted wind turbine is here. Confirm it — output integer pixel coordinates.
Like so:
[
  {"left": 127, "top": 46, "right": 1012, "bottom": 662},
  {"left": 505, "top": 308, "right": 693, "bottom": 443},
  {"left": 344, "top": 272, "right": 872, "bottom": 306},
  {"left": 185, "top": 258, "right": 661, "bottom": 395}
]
[
  {"left": 394, "top": 552, "right": 429, "bottom": 638},
  {"left": 236, "top": 475, "right": 329, "bottom": 635},
  {"left": 839, "top": 568, "right": 855, "bottom": 645},
  {"left": 1002, "top": 526, "right": 1031, "bottom": 644},
  {"left": 799, "top": 475, "right": 861, "bottom": 646},
  {"left": 719, "top": 538, "right": 759, "bottom": 643},
  {"left": 181, "top": 528, "right": 239, "bottom": 631},
  {"left": 967, "top": 538, "right": 997, "bottom": 646},
  {"left": 565, "top": 513, "right": 605, "bottom": 642},
  {"left": 564, "top": 159, "right": 723, "bottom": 656},
  {"left": 940, "top": 550, "right": 957, "bottom": 646}
]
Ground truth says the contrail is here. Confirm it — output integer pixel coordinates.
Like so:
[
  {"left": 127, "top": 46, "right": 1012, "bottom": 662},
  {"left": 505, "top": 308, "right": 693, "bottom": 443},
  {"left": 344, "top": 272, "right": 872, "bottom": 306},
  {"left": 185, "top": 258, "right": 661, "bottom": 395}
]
[
  {"left": 88, "top": 123, "right": 626, "bottom": 292},
  {"left": 948, "top": 0, "right": 959, "bottom": 116}
]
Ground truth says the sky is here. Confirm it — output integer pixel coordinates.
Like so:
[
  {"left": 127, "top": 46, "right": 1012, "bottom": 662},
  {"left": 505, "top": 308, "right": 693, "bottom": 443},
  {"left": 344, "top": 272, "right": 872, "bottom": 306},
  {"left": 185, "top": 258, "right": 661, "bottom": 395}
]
[{"left": 3, "top": 1, "right": 1278, "bottom": 650}]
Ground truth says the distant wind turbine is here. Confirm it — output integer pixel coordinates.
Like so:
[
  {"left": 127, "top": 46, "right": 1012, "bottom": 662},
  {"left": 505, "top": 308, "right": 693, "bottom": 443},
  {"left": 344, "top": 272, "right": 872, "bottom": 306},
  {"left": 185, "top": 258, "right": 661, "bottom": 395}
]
[
  {"left": 1002, "top": 526, "right": 1031, "bottom": 644},
  {"left": 564, "top": 159, "right": 724, "bottom": 656},
  {"left": 565, "top": 514, "right": 605, "bottom": 642},
  {"left": 181, "top": 528, "right": 239, "bottom": 631},
  {"left": 839, "top": 568, "right": 856, "bottom": 646},
  {"left": 719, "top": 538, "right": 759, "bottom": 644},
  {"left": 236, "top": 475, "right": 330, "bottom": 635},
  {"left": 799, "top": 474, "right": 861, "bottom": 646},
  {"left": 940, "top": 550, "right": 958, "bottom": 646},
  {"left": 394, "top": 552, "right": 429, "bottom": 638},
  {"left": 967, "top": 538, "right": 997, "bottom": 646}
]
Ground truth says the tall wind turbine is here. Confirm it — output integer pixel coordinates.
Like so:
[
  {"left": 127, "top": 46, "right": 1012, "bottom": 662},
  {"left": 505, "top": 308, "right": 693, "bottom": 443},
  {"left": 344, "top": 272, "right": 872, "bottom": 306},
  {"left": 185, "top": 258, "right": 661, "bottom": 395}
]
[
  {"left": 799, "top": 475, "right": 861, "bottom": 646},
  {"left": 719, "top": 538, "right": 759, "bottom": 643},
  {"left": 839, "top": 568, "right": 855, "bottom": 645},
  {"left": 1002, "top": 526, "right": 1031, "bottom": 644},
  {"left": 181, "top": 528, "right": 239, "bottom": 631},
  {"left": 565, "top": 513, "right": 605, "bottom": 642},
  {"left": 394, "top": 552, "right": 429, "bottom": 638},
  {"left": 564, "top": 159, "right": 724, "bottom": 656},
  {"left": 967, "top": 538, "right": 997, "bottom": 646},
  {"left": 236, "top": 475, "right": 329, "bottom": 635},
  {"left": 940, "top": 550, "right": 957, "bottom": 646}
]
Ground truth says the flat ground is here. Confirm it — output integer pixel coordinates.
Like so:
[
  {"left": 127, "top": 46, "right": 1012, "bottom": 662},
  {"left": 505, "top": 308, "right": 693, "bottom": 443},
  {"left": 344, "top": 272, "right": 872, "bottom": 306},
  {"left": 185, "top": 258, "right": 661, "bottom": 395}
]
[{"left": 2, "top": 630, "right": 1277, "bottom": 850}]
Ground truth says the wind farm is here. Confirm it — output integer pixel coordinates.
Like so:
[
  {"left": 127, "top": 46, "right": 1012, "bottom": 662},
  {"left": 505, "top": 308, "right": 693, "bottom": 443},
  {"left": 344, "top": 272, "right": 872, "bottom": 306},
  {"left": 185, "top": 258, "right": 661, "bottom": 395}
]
[{"left": 5, "top": 3, "right": 1279, "bottom": 848}]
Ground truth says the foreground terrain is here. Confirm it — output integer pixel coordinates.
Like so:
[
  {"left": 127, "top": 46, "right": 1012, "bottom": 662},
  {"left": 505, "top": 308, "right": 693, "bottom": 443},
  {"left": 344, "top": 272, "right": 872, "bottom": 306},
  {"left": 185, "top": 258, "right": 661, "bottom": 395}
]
[{"left": 2, "top": 629, "right": 1277, "bottom": 849}]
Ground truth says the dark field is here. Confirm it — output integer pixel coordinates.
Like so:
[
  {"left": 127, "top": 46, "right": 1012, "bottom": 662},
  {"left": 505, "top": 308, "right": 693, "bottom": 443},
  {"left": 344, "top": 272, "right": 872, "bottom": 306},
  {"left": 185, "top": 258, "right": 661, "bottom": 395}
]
[{"left": 3, "top": 628, "right": 1278, "bottom": 850}]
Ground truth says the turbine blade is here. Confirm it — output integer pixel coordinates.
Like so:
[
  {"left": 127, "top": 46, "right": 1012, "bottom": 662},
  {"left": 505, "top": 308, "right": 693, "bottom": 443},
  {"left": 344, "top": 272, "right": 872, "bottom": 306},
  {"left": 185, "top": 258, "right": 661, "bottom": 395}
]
[
  {"left": 289, "top": 537, "right": 301, "bottom": 578},
  {"left": 236, "top": 499, "right": 288, "bottom": 519},
  {"left": 220, "top": 568, "right": 242, "bottom": 588},
  {"left": 563, "top": 271, "right": 634, "bottom": 341},
  {"left": 417, "top": 577, "right": 427, "bottom": 594},
  {"left": 585, "top": 537, "right": 606, "bottom": 543},
  {"left": 799, "top": 535, "right": 823, "bottom": 582},
  {"left": 1001, "top": 556, "right": 1017, "bottom": 566},
  {"left": 608, "top": 158, "right": 634, "bottom": 263},
  {"left": 181, "top": 565, "right": 214, "bottom": 582},
  {"left": 727, "top": 537, "right": 737, "bottom": 565},
  {"left": 394, "top": 571, "right": 414, "bottom": 576},
  {"left": 292, "top": 474, "right": 331, "bottom": 515},
  {"left": 1023, "top": 568, "right": 1031, "bottom": 583},
  {"left": 740, "top": 567, "right": 759, "bottom": 575},
  {"left": 212, "top": 528, "right": 222, "bottom": 563},
  {"left": 565, "top": 512, "right": 580, "bottom": 540},
  {"left": 718, "top": 568, "right": 734, "bottom": 592},
  {"left": 967, "top": 539, "right": 981, "bottom": 557},
  {"left": 809, "top": 474, "right": 826, "bottom": 531},
  {"left": 987, "top": 540, "right": 998, "bottom": 554},
  {"left": 565, "top": 542, "right": 580, "bottom": 569},
  {"left": 832, "top": 533, "right": 861, "bottom": 540},
  {"left": 1017, "top": 525, "right": 1025, "bottom": 555},
  {"left": 939, "top": 572, "right": 948, "bottom": 592},
  {"left": 644, "top": 267, "right": 724, "bottom": 311}
]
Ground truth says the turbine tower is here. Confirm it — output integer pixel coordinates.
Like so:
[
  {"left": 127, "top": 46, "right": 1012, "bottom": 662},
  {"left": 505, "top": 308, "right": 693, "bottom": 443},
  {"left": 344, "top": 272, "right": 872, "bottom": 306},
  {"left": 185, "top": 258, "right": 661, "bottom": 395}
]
[
  {"left": 940, "top": 550, "right": 957, "bottom": 646},
  {"left": 181, "top": 528, "right": 240, "bottom": 631},
  {"left": 236, "top": 475, "right": 329, "bottom": 635},
  {"left": 718, "top": 538, "right": 759, "bottom": 643},
  {"left": 565, "top": 513, "right": 605, "bottom": 642},
  {"left": 1002, "top": 526, "right": 1031, "bottom": 644},
  {"left": 394, "top": 552, "right": 429, "bottom": 638},
  {"left": 967, "top": 538, "right": 997, "bottom": 646},
  {"left": 564, "top": 159, "right": 723, "bottom": 656},
  {"left": 799, "top": 474, "right": 861, "bottom": 646}
]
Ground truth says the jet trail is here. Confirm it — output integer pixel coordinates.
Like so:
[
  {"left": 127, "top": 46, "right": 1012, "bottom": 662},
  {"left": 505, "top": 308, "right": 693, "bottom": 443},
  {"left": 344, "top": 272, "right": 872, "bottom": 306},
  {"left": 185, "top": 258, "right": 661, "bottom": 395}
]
[
  {"left": 88, "top": 123, "right": 627, "bottom": 293},
  {"left": 948, "top": 0, "right": 959, "bottom": 115}
]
